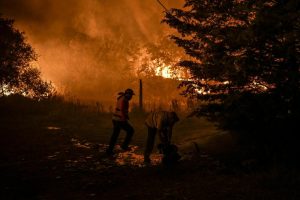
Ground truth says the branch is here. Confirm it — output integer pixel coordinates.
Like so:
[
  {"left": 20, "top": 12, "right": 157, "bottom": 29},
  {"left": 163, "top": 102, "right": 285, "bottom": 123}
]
[{"left": 156, "top": 0, "right": 169, "bottom": 12}]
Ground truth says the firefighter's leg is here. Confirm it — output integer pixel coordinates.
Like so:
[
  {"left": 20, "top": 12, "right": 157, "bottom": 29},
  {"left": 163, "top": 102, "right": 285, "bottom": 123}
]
[
  {"left": 158, "top": 130, "right": 171, "bottom": 164},
  {"left": 158, "top": 130, "right": 170, "bottom": 147},
  {"left": 107, "top": 120, "right": 121, "bottom": 154},
  {"left": 120, "top": 121, "right": 134, "bottom": 150},
  {"left": 144, "top": 127, "right": 156, "bottom": 162}
]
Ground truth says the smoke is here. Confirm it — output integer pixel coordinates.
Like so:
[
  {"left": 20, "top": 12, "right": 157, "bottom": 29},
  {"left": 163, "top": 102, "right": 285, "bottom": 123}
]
[{"left": 0, "top": 0, "right": 185, "bottom": 108}]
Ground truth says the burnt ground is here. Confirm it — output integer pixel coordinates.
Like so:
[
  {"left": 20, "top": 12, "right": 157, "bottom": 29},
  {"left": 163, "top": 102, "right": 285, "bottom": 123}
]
[{"left": 1, "top": 115, "right": 300, "bottom": 200}]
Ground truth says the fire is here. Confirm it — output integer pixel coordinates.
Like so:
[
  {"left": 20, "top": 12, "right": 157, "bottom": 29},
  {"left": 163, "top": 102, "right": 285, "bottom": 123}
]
[
  {"left": 155, "top": 65, "right": 172, "bottom": 79},
  {"left": 132, "top": 47, "right": 190, "bottom": 80},
  {"left": 155, "top": 63, "right": 190, "bottom": 80}
]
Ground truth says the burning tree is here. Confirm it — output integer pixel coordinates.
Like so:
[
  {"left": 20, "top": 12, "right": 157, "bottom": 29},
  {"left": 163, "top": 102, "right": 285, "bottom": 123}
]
[
  {"left": 132, "top": 36, "right": 190, "bottom": 79},
  {"left": 163, "top": 0, "right": 300, "bottom": 160},
  {"left": 0, "top": 16, "right": 54, "bottom": 98}
]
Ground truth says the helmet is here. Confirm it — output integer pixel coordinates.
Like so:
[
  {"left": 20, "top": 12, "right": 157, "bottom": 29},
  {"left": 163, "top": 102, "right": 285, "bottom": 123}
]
[{"left": 125, "top": 88, "right": 135, "bottom": 95}]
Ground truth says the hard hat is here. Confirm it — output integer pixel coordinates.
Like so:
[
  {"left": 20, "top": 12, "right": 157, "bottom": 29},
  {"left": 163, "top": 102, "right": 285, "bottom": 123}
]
[{"left": 125, "top": 88, "right": 135, "bottom": 95}]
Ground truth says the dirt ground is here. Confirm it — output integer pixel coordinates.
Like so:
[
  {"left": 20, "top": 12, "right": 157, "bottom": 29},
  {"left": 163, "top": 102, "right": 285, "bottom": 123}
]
[{"left": 1, "top": 114, "right": 300, "bottom": 200}]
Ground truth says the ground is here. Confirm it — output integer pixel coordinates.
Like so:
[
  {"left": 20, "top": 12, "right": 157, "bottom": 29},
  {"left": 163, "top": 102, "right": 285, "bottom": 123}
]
[{"left": 1, "top": 111, "right": 300, "bottom": 200}]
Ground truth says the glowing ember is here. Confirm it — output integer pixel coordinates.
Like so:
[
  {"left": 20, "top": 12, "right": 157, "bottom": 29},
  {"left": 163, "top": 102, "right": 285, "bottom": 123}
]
[
  {"left": 113, "top": 145, "right": 163, "bottom": 166},
  {"left": 47, "top": 126, "right": 61, "bottom": 130}
]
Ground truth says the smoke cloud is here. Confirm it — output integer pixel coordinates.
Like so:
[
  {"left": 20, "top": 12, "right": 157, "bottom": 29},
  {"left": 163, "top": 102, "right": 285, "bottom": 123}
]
[{"left": 0, "top": 0, "right": 185, "bottom": 109}]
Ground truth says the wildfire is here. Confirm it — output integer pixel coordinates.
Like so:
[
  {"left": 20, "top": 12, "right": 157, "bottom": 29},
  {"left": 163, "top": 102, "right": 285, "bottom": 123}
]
[
  {"left": 155, "top": 65, "right": 172, "bottom": 79},
  {"left": 155, "top": 63, "right": 190, "bottom": 80},
  {"left": 132, "top": 47, "right": 190, "bottom": 80}
]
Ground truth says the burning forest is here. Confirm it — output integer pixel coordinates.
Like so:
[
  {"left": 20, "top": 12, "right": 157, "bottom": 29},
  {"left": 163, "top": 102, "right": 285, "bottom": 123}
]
[
  {"left": 0, "top": 0, "right": 188, "bottom": 110},
  {"left": 1, "top": 0, "right": 300, "bottom": 200}
]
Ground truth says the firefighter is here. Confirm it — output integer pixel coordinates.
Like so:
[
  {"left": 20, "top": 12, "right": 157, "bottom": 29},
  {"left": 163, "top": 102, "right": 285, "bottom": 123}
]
[
  {"left": 106, "top": 88, "right": 135, "bottom": 155},
  {"left": 144, "top": 111, "right": 179, "bottom": 163}
]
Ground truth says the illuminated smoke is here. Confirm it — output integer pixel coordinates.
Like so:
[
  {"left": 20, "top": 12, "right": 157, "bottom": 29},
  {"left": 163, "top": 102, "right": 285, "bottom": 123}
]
[{"left": 0, "top": 0, "right": 185, "bottom": 108}]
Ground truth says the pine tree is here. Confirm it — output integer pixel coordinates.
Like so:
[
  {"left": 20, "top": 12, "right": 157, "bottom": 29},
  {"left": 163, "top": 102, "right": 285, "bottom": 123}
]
[{"left": 164, "top": 0, "right": 300, "bottom": 158}]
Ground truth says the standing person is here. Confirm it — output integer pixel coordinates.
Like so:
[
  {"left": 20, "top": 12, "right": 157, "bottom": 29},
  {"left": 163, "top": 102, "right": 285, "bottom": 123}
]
[
  {"left": 106, "top": 88, "right": 135, "bottom": 155},
  {"left": 144, "top": 111, "right": 179, "bottom": 164}
]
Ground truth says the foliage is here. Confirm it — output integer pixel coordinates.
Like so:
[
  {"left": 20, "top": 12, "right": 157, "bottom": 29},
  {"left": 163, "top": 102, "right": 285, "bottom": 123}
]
[
  {"left": 0, "top": 16, "right": 55, "bottom": 98},
  {"left": 132, "top": 36, "right": 189, "bottom": 78},
  {"left": 163, "top": 0, "right": 300, "bottom": 159}
]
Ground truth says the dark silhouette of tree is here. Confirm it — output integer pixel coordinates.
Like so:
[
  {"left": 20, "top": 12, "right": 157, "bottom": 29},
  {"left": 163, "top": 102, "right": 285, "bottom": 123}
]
[
  {"left": 164, "top": 0, "right": 300, "bottom": 161},
  {"left": 0, "top": 16, "right": 54, "bottom": 98}
]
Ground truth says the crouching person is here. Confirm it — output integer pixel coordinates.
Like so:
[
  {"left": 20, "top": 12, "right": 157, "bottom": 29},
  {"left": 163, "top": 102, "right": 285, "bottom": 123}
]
[{"left": 144, "top": 111, "right": 180, "bottom": 164}]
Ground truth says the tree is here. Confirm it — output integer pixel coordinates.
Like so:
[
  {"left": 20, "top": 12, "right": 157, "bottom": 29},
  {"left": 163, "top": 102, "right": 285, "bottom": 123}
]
[
  {"left": 163, "top": 0, "right": 300, "bottom": 160},
  {"left": 133, "top": 36, "right": 189, "bottom": 78},
  {"left": 0, "top": 16, "right": 54, "bottom": 98}
]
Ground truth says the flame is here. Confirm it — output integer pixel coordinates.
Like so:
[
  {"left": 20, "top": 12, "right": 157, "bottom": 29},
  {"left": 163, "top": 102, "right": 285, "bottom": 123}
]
[
  {"left": 132, "top": 47, "right": 190, "bottom": 80},
  {"left": 155, "top": 65, "right": 172, "bottom": 79},
  {"left": 155, "top": 63, "right": 189, "bottom": 80}
]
